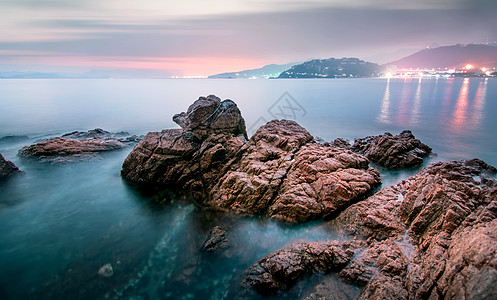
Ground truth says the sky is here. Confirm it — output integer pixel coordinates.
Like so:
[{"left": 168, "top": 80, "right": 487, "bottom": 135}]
[{"left": 0, "top": 0, "right": 496, "bottom": 77}]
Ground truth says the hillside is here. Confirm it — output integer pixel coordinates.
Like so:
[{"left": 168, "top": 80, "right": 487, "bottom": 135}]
[
  {"left": 386, "top": 44, "right": 497, "bottom": 69},
  {"left": 208, "top": 63, "right": 298, "bottom": 79},
  {"left": 278, "top": 58, "right": 381, "bottom": 78}
]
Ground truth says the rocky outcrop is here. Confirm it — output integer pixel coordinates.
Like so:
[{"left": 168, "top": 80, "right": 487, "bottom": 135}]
[
  {"left": 172, "top": 95, "right": 247, "bottom": 140},
  {"left": 351, "top": 130, "right": 432, "bottom": 169},
  {"left": 341, "top": 159, "right": 497, "bottom": 299},
  {"left": 0, "top": 153, "right": 20, "bottom": 179},
  {"left": 244, "top": 159, "right": 497, "bottom": 298},
  {"left": 121, "top": 95, "right": 248, "bottom": 191},
  {"left": 122, "top": 96, "right": 382, "bottom": 223},
  {"left": 207, "top": 120, "right": 381, "bottom": 223}
]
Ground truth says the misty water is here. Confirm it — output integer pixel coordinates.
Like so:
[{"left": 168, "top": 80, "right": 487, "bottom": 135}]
[{"left": 0, "top": 78, "right": 496, "bottom": 299}]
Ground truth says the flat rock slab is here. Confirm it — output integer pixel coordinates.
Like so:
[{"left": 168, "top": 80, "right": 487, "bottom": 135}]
[{"left": 19, "top": 138, "right": 127, "bottom": 158}]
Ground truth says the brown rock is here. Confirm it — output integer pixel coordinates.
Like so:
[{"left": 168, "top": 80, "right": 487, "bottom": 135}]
[
  {"left": 243, "top": 159, "right": 497, "bottom": 298},
  {"left": 208, "top": 120, "right": 381, "bottom": 223},
  {"left": 351, "top": 130, "right": 432, "bottom": 169},
  {"left": 207, "top": 119, "right": 314, "bottom": 216},
  {"left": 172, "top": 95, "right": 247, "bottom": 140},
  {"left": 334, "top": 159, "right": 497, "bottom": 299},
  {"left": 121, "top": 96, "right": 248, "bottom": 190},
  {"left": 18, "top": 138, "right": 126, "bottom": 158},
  {"left": 269, "top": 144, "right": 381, "bottom": 223},
  {"left": 243, "top": 240, "right": 358, "bottom": 295},
  {"left": 0, "top": 153, "right": 20, "bottom": 179}
]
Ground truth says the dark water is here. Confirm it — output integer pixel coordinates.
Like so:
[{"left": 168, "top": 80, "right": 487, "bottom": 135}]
[{"left": 0, "top": 78, "right": 496, "bottom": 299}]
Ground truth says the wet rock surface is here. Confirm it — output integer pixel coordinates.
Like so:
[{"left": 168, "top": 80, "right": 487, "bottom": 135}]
[
  {"left": 351, "top": 130, "right": 432, "bottom": 169},
  {"left": 243, "top": 159, "right": 497, "bottom": 299},
  {"left": 0, "top": 153, "right": 20, "bottom": 179},
  {"left": 201, "top": 226, "right": 229, "bottom": 253},
  {"left": 243, "top": 240, "right": 360, "bottom": 295}
]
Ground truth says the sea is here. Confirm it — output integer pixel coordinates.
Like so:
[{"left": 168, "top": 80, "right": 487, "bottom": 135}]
[{"left": 0, "top": 77, "right": 496, "bottom": 299}]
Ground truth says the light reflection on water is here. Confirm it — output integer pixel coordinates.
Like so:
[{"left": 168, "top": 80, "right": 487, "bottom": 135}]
[{"left": 0, "top": 78, "right": 496, "bottom": 299}]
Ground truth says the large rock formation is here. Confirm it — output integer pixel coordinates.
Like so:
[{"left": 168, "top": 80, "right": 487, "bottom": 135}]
[
  {"left": 0, "top": 153, "right": 20, "bottom": 179},
  {"left": 244, "top": 159, "right": 497, "bottom": 299},
  {"left": 351, "top": 130, "right": 432, "bottom": 169},
  {"left": 122, "top": 96, "right": 381, "bottom": 223},
  {"left": 121, "top": 95, "right": 248, "bottom": 190}
]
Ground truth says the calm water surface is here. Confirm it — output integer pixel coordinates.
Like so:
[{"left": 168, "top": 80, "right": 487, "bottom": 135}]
[{"left": 0, "top": 78, "right": 496, "bottom": 299}]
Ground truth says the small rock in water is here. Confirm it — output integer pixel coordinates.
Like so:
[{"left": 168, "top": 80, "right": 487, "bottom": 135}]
[
  {"left": 201, "top": 226, "right": 228, "bottom": 253},
  {"left": 98, "top": 263, "right": 114, "bottom": 278}
]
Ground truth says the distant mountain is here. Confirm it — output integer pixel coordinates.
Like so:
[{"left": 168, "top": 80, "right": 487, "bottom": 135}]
[
  {"left": 386, "top": 44, "right": 497, "bottom": 69},
  {"left": 0, "top": 71, "right": 110, "bottom": 79},
  {"left": 208, "top": 63, "right": 299, "bottom": 79},
  {"left": 278, "top": 58, "right": 382, "bottom": 78}
]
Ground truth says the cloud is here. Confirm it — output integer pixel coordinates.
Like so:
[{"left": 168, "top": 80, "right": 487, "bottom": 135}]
[{"left": 0, "top": 0, "right": 496, "bottom": 75}]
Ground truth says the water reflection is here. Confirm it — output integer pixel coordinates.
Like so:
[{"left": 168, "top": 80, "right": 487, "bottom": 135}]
[
  {"left": 377, "top": 78, "right": 391, "bottom": 124},
  {"left": 409, "top": 78, "right": 422, "bottom": 126},
  {"left": 396, "top": 78, "right": 412, "bottom": 126},
  {"left": 451, "top": 78, "right": 470, "bottom": 129},
  {"left": 376, "top": 78, "right": 488, "bottom": 136},
  {"left": 448, "top": 78, "right": 487, "bottom": 134},
  {"left": 469, "top": 79, "right": 487, "bottom": 130}
]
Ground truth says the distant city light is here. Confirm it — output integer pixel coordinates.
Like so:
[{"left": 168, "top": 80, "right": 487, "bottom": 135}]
[
  {"left": 482, "top": 67, "right": 487, "bottom": 72},
  {"left": 465, "top": 64, "right": 474, "bottom": 70}
]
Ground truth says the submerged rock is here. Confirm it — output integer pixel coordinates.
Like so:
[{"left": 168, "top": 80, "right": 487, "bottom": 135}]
[
  {"left": 0, "top": 153, "right": 20, "bottom": 179},
  {"left": 243, "top": 240, "right": 361, "bottom": 295},
  {"left": 201, "top": 226, "right": 229, "bottom": 253},
  {"left": 0, "top": 135, "right": 29, "bottom": 144},
  {"left": 351, "top": 130, "right": 432, "bottom": 169},
  {"left": 97, "top": 263, "right": 114, "bottom": 278}
]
